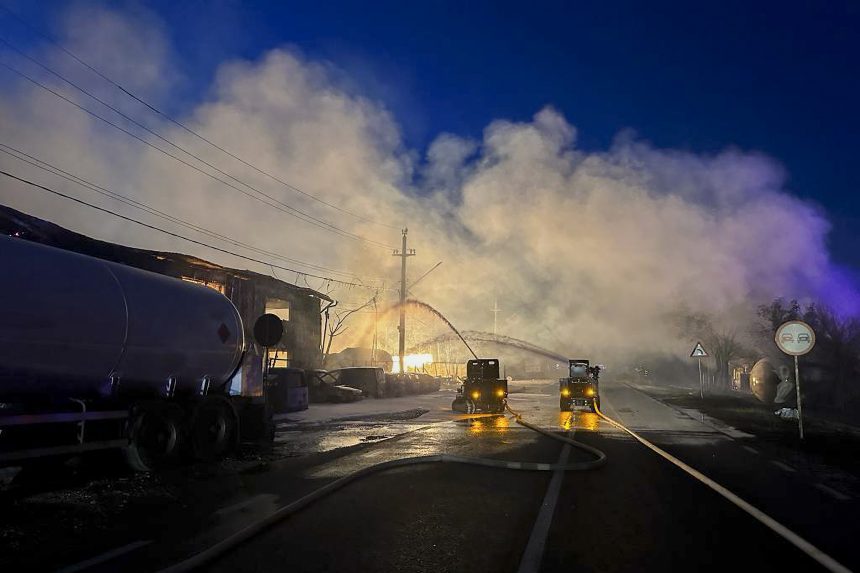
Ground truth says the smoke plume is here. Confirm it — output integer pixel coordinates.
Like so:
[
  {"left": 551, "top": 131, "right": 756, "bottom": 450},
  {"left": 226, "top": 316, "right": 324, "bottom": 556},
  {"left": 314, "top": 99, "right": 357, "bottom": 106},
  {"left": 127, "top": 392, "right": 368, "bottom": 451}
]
[{"left": 0, "top": 4, "right": 854, "bottom": 364}]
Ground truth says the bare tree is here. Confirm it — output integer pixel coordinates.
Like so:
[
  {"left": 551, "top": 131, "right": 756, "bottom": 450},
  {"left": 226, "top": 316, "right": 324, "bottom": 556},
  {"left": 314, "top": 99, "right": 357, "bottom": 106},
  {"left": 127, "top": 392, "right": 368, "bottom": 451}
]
[
  {"left": 321, "top": 296, "right": 376, "bottom": 368},
  {"left": 756, "top": 298, "right": 860, "bottom": 413},
  {"left": 676, "top": 311, "right": 747, "bottom": 391},
  {"left": 707, "top": 329, "right": 743, "bottom": 390}
]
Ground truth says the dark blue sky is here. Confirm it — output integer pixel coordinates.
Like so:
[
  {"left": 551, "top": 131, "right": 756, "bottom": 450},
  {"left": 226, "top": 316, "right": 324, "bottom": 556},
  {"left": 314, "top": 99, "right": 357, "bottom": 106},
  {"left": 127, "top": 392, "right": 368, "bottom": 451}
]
[{"left": 8, "top": 0, "right": 860, "bottom": 264}]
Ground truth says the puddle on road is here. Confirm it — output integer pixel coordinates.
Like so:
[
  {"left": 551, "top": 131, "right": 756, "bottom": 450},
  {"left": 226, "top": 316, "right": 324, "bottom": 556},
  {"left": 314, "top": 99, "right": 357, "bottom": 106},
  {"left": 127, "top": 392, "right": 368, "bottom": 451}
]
[
  {"left": 558, "top": 411, "right": 601, "bottom": 432},
  {"left": 274, "top": 422, "right": 426, "bottom": 456},
  {"left": 454, "top": 414, "right": 511, "bottom": 434}
]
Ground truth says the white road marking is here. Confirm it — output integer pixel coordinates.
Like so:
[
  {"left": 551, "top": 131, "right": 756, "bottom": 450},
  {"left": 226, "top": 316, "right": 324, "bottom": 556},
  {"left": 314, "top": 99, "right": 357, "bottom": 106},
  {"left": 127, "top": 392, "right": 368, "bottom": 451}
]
[
  {"left": 517, "top": 443, "right": 571, "bottom": 573},
  {"left": 597, "top": 409, "right": 852, "bottom": 573},
  {"left": 771, "top": 460, "right": 797, "bottom": 473},
  {"left": 56, "top": 540, "right": 152, "bottom": 573},
  {"left": 677, "top": 407, "right": 755, "bottom": 439},
  {"left": 742, "top": 445, "right": 759, "bottom": 455},
  {"left": 815, "top": 483, "right": 851, "bottom": 501}
]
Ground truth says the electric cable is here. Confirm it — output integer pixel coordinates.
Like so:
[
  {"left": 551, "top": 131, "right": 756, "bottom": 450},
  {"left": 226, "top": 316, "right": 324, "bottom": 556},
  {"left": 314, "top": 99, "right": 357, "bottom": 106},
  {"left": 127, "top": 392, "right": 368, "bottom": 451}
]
[
  {"left": 0, "top": 57, "right": 395, "bottom": 250},
  {"left": 0, "top": 4, "right": 398, "bottom": 230},
  {"left": 0, "top": 143, "right": 383, "bottom": 281},
  {"left": 0, "top": 168, "right": 388, "bottom": 290}
]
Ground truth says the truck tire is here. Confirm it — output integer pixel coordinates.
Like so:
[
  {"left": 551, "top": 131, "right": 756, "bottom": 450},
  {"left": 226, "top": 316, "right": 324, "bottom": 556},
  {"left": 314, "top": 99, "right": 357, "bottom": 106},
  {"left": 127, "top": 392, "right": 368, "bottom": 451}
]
[
  {"left": 124, "top": 403, "right": 183, "bottom": 472},
  {"left": 452, "top": 396, "right": 466, "bottom": 412},
  {"left": 190, "top": 396, "right": 238, "bottom": 462}
]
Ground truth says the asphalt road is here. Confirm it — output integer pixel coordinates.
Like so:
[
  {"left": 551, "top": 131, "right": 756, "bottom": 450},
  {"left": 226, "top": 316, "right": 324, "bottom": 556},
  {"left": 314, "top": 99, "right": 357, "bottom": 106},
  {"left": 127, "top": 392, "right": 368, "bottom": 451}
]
[{"left": 47, "top": 380, "right": 857, "bottom": 572}]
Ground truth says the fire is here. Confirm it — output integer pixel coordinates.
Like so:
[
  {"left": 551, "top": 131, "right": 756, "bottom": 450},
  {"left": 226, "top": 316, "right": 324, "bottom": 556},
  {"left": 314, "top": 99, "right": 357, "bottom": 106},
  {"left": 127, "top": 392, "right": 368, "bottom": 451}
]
[{"left": 391, "top": 353, "right": 434, "bottom": 373}]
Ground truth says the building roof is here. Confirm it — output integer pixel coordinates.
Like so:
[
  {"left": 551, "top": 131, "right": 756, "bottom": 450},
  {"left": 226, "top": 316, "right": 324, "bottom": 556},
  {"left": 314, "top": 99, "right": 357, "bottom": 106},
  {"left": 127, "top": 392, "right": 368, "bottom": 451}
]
[{"left": 0, "top": 203, "right": 332, "bottom": 302}]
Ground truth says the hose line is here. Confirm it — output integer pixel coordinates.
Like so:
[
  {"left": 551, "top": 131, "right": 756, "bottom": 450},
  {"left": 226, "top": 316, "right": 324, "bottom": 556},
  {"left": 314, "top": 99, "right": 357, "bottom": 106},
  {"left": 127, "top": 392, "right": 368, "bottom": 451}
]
[{"left": 158, "top": 404, "right": 607, "bottom": 572}]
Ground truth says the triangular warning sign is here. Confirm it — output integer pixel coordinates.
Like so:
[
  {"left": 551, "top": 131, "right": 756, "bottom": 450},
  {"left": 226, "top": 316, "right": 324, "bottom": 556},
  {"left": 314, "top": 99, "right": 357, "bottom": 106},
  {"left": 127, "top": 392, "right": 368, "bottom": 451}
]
[{"left": 690, "top": 342, "right": 708, "bottom": 358}]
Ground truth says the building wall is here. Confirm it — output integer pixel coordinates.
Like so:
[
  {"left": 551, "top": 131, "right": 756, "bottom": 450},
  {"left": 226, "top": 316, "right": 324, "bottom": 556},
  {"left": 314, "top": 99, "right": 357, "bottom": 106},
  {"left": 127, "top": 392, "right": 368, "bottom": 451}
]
[{"left": 225, "top": 276, "right": 322, "bottom": 396}]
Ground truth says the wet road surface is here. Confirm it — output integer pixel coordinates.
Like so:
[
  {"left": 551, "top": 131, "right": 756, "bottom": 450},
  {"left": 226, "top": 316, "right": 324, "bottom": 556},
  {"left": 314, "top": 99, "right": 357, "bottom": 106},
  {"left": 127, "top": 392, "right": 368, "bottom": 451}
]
[{"left": 53, "top": 380, "right": 857, "bottom": 572}]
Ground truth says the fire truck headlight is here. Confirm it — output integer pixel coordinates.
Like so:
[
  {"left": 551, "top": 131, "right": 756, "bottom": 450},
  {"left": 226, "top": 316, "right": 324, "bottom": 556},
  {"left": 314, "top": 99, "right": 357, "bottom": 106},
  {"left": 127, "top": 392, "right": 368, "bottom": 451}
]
[
  {"left": 495, "top": 389, "right": 505, "bottom": 397},
  {"left": 561, "top": 389, "right": 571, "bottom": 397},
  {"left": 471, "top": 391, "right": 480, "bottom": 400}
]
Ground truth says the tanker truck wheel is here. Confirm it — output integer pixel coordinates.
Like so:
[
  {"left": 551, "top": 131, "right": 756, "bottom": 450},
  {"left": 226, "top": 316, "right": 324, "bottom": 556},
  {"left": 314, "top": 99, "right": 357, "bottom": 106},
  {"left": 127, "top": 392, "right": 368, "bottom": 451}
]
[
  {"left": 190, "top": 396, "right": 238, "bottom": 462},
  {"left": 124, "top": 403, "right": 184, "bottom": 472}
]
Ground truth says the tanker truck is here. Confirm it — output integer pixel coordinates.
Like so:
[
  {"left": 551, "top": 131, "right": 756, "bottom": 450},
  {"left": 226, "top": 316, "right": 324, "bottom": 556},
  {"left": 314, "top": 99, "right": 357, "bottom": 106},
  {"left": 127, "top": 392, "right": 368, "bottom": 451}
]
[{"left": 0, "top": 235, "right": 270, "bottom": 471}]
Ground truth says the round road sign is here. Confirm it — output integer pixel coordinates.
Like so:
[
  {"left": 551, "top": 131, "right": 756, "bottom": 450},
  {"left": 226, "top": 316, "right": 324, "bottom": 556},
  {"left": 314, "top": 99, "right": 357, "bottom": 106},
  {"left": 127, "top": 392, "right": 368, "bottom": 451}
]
[
  {"left": 775, "top": 320, "right": 815, "bottom": 356},
  {"left": 253, "top": 313, "right": 284, "bottom": 347}
]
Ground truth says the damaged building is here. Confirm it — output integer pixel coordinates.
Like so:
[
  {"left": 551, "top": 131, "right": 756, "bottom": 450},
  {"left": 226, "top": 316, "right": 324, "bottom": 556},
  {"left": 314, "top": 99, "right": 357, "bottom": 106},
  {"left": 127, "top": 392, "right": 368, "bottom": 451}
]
[{"left": 0, "top": 204, "right": 329, "bottom": 396}]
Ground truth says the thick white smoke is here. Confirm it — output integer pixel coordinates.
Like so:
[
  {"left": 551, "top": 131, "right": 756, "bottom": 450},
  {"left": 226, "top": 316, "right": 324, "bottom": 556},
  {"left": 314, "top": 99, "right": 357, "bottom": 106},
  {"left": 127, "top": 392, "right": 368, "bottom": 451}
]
[{"left": 0, "top": 4, "right": 850, "bottom": 363}]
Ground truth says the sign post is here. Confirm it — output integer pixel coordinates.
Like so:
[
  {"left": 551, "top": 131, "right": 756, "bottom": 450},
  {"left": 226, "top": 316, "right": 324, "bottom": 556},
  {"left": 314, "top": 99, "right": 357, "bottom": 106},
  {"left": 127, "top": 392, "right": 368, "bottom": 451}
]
[
  {"left": 774, "top": 320, "right": 816, "bottom": 440},
  {"left": 253, "top": 313, "right": 285, "bottom": 384},
  {"left": 690, "top": 342, "right": 709, "bottom": 399}
]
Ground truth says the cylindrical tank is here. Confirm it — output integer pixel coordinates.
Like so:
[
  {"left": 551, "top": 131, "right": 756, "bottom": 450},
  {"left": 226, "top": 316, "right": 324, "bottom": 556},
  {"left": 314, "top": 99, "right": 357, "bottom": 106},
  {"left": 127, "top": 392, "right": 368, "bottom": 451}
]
[
  {"left": 0, "top": 235, "right": 244, "bottom": 400},
  {"left": 749, "top": 358, "right": 780, "bottom": 405}
]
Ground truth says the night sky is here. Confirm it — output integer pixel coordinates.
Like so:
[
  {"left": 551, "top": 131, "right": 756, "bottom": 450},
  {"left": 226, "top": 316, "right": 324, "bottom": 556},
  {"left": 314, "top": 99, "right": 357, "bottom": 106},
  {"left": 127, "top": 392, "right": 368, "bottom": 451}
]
[{"left": 7, "top": 0, "right": 860, "bottom": 265}]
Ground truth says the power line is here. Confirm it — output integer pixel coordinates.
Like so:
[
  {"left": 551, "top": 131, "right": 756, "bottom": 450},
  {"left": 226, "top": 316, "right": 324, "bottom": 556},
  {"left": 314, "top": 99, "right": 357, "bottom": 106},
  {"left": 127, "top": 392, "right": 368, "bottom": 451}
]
[
  {"left": 0, "top": 44, "right": 395, "bottom": 249},
  {"left": 0, "top": 143, "right": 381, "bottom": 281},
  {"left": 0, "top": 3, "right": 399, "bottom": 230},
  {"left": 0, "top": 168, "right": 388, "bottom": 290},
  {"left": 0, "top": 56, "right": 395, "bottom": 250}
]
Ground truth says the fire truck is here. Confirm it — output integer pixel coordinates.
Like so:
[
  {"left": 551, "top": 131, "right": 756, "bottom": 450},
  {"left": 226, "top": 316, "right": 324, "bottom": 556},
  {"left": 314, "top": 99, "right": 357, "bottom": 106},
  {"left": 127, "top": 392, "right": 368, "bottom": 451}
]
[
  {"left": 451, "top": 359, "right": 507, "bottom": 414},
  {"left": 559, "top": 359, "right": 600, "bottom": 412}
]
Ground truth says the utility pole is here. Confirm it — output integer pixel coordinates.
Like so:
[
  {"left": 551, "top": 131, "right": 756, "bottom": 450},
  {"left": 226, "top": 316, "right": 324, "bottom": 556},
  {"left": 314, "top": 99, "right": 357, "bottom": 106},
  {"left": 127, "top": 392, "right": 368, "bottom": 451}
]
[
  {"left": 393, "top": 228, "right": 415, "bottom": 373},
  {"left": 491, "top": 296, "right": 501, "bottom": 335}
]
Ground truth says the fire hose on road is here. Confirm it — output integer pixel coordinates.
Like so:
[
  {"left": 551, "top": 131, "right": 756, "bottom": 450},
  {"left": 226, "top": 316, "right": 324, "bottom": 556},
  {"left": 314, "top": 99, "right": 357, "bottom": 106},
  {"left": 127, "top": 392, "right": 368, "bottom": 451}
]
[
  {"left": 157, "top": 395, "right": 851, "bottom": 573},
  {"left": 158, "top": 405, "right": 607, "bottom": 573},
  {"left": 591, "top": 401, "right": 851, "bottom": 573}
]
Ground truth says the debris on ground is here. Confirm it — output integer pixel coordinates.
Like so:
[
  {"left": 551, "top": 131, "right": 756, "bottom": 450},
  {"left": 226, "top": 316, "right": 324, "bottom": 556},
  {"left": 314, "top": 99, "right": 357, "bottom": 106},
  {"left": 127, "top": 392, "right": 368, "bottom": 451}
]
[{"left": 775, "top": 407, "right": 799, "bottom": 420}]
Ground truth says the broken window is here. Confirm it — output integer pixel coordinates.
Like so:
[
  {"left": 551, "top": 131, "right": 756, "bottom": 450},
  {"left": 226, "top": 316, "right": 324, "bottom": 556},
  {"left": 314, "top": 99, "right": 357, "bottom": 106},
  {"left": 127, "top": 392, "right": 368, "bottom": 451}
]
[{"left": 265, "top": 298, "right": 290, "bottom": 321}]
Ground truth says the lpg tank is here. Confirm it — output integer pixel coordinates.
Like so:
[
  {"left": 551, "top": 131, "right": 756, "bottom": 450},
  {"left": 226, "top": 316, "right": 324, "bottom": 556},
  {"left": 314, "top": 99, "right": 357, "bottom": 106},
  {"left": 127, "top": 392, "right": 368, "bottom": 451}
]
[
  {"left": 0, "top": 235, "right": 244, "bottom": 399},
  {"left": 749, "top": 358, "right": 780, "bottom": 405}
]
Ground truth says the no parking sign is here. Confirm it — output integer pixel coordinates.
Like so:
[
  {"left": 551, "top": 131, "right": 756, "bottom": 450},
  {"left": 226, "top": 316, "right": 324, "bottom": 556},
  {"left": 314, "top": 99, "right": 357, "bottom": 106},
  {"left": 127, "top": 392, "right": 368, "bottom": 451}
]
[{"left": 775, "top": 320, "right": 815, "bottom": 439}]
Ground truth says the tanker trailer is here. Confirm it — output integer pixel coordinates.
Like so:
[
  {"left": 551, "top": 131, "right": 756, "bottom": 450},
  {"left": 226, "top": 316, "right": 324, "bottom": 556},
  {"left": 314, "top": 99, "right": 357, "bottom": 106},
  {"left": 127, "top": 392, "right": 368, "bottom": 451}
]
[
  {"left": 0, "top": 235, "right": 247, "bottom": 471},
  {"left": 749, "top": 358, "right": 781, "bottom": 405}
]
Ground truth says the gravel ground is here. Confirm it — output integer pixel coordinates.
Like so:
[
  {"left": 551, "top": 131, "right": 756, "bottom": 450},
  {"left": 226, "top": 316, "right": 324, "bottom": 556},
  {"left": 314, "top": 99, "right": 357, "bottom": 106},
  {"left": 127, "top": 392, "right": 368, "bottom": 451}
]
[{"left": 0, "top": 406, "right": 434, "bottom": 570}]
